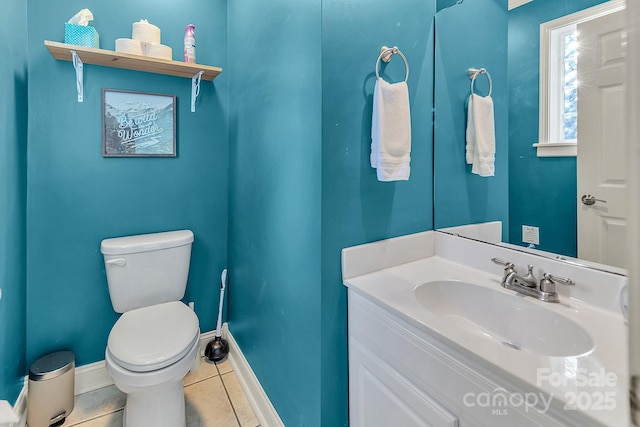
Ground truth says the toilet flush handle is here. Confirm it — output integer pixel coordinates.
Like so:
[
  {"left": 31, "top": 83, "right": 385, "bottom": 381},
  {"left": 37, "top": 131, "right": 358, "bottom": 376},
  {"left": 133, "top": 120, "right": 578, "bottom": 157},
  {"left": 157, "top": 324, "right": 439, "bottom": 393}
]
[{"left": 106, "top": 258, "right": 126, "bottom": 267}]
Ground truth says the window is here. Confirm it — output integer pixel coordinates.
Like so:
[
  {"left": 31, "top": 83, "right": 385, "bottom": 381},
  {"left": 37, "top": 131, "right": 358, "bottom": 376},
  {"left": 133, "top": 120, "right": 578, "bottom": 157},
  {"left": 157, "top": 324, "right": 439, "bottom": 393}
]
[
  {"left": 535, "top": 0, "right": 625, "bottom": 157},
  {"left": 557, "top": 26, "right": 578, "bottom": 142}
]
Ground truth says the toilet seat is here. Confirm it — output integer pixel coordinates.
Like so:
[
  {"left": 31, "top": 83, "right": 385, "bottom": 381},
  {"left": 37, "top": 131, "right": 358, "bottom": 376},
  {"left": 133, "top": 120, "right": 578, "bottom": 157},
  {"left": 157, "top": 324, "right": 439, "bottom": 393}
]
[{"left": 107, "top": 301, "right": 199, "bottom": 372}]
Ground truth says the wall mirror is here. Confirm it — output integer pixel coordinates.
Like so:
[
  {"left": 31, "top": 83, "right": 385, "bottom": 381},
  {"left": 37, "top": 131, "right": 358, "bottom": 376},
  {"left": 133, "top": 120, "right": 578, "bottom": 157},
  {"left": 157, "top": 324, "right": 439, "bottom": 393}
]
[{"left": 433, "top": 0, "right": 627, "bottom": 274}]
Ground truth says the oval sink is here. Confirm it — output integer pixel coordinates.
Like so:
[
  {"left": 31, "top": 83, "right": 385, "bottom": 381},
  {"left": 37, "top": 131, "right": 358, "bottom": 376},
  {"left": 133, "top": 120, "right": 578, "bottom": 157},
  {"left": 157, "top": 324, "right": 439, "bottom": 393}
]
[{"left": 414, "top": 280, "right": 594, "bottom": 357}]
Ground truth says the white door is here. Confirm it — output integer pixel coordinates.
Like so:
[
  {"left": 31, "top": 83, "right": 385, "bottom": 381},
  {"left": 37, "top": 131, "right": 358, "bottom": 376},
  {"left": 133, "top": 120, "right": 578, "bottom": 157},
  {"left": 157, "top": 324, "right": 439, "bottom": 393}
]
[
  {"left": 626, "top": 0, "right": 640, "bottom": 424},
  {"left": 577, "top": 9, "right": 627, "bottom": 268}
]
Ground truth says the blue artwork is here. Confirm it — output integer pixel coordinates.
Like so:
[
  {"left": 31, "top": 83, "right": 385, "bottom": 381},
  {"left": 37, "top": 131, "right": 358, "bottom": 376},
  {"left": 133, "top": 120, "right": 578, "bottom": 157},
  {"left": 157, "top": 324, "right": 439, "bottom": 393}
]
[{"left": 102, "top": 89, "right": 176, "bottom": 157}]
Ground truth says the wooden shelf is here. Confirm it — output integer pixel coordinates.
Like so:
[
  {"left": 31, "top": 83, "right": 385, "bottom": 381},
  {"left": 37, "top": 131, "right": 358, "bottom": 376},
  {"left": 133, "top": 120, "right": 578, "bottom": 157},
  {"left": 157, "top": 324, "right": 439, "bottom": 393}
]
[{"left": 45, "top": 40, "right": 222, "bottom": 81}]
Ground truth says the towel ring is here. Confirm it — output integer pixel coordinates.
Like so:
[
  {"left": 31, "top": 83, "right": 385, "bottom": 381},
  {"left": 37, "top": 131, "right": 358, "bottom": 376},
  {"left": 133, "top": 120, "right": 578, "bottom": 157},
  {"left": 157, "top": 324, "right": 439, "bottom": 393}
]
[
  {"left": 469, "top": 67, "right": 492, "bottom": 97},
  {"left": 376, "top": 46, "right": 409, "bottom": 83}
]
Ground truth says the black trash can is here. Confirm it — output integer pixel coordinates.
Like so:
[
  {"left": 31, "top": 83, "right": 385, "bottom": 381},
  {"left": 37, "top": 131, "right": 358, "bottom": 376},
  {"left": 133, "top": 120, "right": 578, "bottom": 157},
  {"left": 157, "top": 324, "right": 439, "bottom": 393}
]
[{"left": 27, "top": 351, "right": 75, "bottom": 427}]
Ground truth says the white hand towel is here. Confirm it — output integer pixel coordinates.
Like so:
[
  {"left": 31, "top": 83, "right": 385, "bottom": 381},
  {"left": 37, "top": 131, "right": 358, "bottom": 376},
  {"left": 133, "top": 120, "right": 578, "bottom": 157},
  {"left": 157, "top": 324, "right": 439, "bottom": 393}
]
[
  {"left": 466, "top": 93, "right": 495, "bottom": 177},
  {"left": 371, "top": 77, "right": 411, "bottom": 181}
]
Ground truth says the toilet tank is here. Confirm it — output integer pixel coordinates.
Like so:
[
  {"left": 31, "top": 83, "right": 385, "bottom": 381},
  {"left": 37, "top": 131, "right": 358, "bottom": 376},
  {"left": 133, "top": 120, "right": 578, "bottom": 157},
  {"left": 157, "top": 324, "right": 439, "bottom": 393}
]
[{"left": 100, "top": 230, "right": 194, "bottom": 313}]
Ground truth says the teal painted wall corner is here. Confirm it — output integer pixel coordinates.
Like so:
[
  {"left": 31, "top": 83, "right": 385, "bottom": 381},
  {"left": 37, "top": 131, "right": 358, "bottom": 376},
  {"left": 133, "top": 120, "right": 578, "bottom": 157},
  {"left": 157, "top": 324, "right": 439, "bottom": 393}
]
[
  {"left": 228, "top": 0, "right": 437, "bottom": 424},
  {"left": 0, "top": 0, "right": 28, "bottom": 405},
  {"left": 321, "top": 0, "right": 437, "bottom": 425},
  {"left": 227, "top": 1, "right": 323, "bottom": 425}
]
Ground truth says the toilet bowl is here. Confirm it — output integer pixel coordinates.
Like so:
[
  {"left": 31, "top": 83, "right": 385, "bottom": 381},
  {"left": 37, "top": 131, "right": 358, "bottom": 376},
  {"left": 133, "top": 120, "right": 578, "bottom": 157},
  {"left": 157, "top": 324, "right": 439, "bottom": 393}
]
[
  {"left": 100, "top": 230, "right": 199, "bottom": 427},
  {"left": 105, "top": 301, "right": 200, "bottom": 427}
]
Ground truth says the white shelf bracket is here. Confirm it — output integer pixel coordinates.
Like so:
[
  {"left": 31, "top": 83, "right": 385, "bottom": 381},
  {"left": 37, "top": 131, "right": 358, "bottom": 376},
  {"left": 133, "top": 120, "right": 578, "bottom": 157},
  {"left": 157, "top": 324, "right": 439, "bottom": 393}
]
[
  {"left": 71, "top": 51, "right": 84, "bottom": 103},
  {"left": 191, "top": 71, "right": 205, "bottom": 112}
]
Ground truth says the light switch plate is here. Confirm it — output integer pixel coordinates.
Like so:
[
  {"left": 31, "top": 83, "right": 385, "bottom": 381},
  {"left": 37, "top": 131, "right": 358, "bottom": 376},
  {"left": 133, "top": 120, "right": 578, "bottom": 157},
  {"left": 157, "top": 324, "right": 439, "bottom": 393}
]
[{"left": 522, "top": 225, "right": 539, "bottom": 245}]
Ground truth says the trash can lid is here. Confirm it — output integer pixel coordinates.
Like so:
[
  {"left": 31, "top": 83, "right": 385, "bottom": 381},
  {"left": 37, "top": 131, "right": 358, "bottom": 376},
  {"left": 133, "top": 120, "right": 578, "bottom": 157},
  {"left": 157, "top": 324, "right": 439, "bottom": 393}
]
[{"left": 29, "top": 351, "right": 75, "bottom": 381}]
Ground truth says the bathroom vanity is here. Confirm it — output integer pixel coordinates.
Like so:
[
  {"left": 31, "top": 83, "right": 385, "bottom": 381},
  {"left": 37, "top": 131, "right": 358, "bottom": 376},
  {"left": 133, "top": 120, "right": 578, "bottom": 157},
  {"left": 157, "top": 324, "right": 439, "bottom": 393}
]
[{"left": 342, "top": 231, "right": 628, "bottom": 427}]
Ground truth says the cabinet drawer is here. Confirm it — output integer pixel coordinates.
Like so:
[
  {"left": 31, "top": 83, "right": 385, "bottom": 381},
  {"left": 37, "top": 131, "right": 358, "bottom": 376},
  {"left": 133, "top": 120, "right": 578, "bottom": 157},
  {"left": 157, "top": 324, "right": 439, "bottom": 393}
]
[{"left": 350, "top": 338, "right": 458, "bottom": 427}]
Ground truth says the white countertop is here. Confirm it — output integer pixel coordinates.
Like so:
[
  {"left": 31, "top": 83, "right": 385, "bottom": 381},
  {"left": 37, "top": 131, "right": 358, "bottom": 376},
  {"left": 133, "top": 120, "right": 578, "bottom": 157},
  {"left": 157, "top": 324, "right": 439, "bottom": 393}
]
[{"left": 343, "top": 231, "right": 629, "bottom": 427}]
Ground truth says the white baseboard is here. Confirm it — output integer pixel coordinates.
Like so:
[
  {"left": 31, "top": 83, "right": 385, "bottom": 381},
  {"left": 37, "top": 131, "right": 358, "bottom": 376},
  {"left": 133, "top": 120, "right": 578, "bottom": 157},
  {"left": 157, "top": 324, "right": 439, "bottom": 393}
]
[
  {"left": 12, "top": 324, "right": 282, "bottom": 427},
  {"left": 10, "top": 379, "right": 27, "bottom": 427},
  {"left": 74, "top": 360, "right": 113, "bottom": 396},
  {"left": 224, "top": 325, "right": 284, "bottom": 427}
]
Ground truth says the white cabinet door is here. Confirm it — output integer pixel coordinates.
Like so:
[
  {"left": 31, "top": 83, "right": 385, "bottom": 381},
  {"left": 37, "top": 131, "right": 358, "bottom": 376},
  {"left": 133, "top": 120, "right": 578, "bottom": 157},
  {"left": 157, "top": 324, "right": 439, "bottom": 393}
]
[{"left": 349, "top": 339, "right": 458, "bottom": 427}]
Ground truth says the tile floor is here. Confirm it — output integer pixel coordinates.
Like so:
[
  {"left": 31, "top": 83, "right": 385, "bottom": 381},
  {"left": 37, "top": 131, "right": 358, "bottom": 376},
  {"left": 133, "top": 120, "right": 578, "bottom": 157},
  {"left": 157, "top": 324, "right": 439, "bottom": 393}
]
[{"left": 59, "top": 357, "right": 260, "bottom": 427}]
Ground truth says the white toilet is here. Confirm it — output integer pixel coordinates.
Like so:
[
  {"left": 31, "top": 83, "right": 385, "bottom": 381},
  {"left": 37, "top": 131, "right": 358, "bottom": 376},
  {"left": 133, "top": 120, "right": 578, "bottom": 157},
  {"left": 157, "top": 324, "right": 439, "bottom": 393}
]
[{"left": 100, "top": 230, "right": 200, "bottom": 427}]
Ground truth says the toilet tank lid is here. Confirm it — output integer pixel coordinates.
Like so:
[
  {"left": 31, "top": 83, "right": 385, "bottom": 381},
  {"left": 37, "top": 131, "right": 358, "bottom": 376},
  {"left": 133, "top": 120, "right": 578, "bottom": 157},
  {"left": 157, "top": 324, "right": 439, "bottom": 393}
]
[{"left": 101, "top": 230, "right": 194, "bottom": 255}]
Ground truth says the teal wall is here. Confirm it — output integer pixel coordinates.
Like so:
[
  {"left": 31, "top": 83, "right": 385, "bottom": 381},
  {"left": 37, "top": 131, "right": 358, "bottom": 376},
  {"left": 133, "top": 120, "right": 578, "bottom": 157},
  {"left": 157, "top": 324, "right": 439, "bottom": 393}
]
[
  {"left": 508, "top": 0, "right": 606, "bottom": 256},
  {"left": 321, "top": 1, "right": 436, "bottom": 425},
  {"left": 437, "top": 0, "right": 463, "bottom": 11},
  {"left": 26, "top": 0, "right": 229, "bottom": 367},
  {"left": 228, "top": 0, "right": 435, "bottom": 425},
  {"left": 227, "top": 1, "right": 323, "bottom": 425},
  {"left": 433, "top": 0, "right": 509, "bottom": 235},
  {"left": 0, "top": 0, "right": 28, "bottom": 405}
]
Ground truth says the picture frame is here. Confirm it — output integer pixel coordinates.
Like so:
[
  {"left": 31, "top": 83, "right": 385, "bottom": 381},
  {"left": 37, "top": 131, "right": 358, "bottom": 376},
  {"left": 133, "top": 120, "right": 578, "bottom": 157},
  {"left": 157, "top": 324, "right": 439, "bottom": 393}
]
[{"left": 102, "top": 89, "right": 176, "bottom": 157}]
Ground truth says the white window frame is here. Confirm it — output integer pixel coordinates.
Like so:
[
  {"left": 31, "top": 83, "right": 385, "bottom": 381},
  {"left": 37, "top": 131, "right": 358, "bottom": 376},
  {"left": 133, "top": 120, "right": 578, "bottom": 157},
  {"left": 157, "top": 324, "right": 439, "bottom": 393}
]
[
  {"left": 534, "top": 0, "right": 625, "bottom": 157},
  {"left": 508, "top": 0, "right": 533, "bottom": 10}
]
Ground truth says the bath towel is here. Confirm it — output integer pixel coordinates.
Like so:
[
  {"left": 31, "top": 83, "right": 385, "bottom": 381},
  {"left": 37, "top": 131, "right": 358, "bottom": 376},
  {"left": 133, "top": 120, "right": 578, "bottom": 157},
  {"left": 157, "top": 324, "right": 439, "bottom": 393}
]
[
  {"left": 466, "top": 93, "right": 495, "bottom": 177},
  {"left": 371, "top": 77, "right": 411, "bottom": 181}
]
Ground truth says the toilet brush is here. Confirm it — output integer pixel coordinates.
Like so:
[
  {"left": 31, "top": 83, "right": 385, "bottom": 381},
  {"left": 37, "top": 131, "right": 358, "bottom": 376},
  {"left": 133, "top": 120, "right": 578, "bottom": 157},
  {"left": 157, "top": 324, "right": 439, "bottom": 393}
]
[{"left": 205, "top": 269, "right": 229, "bottom": 363}]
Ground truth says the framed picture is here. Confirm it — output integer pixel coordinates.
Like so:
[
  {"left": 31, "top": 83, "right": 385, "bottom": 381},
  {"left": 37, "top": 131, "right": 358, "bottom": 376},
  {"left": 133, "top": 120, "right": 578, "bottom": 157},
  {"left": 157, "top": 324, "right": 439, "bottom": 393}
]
[{"left": 102, "top": 89, "right": 176, "bottom": 157}]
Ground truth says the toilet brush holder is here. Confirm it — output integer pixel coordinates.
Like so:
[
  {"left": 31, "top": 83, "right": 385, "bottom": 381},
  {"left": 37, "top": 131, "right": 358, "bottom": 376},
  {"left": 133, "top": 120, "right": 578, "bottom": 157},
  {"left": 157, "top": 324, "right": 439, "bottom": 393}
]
[{"left": 205, "top": 269, "right": 230, "bottom": 363}]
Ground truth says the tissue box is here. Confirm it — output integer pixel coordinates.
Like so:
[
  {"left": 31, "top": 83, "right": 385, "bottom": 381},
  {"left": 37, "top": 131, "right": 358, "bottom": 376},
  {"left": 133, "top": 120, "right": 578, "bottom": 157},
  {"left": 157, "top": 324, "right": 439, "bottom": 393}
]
[{"left": 64, "top": 23, "right": 99, "bottom": 48}]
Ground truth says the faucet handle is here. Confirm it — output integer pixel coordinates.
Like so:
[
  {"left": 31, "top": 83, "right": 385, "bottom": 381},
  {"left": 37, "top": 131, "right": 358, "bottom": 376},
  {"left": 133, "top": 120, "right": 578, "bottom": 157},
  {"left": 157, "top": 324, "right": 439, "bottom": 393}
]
[
  {"left": 540, "top": 273, "right": 575, "bottom": 294},
  {"left": 544, "top": 273, "right": 575, "bottom": 286},
  {"left": 491, "top": 258, "right": 514, "bottom": 269}
]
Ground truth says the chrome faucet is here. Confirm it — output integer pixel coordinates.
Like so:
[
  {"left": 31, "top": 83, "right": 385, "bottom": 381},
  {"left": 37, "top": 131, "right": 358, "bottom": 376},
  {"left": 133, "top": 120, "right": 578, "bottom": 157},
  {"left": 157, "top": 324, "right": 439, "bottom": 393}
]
[{"left": 491, "top": 258, "right": 575, "bottom": 303}]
